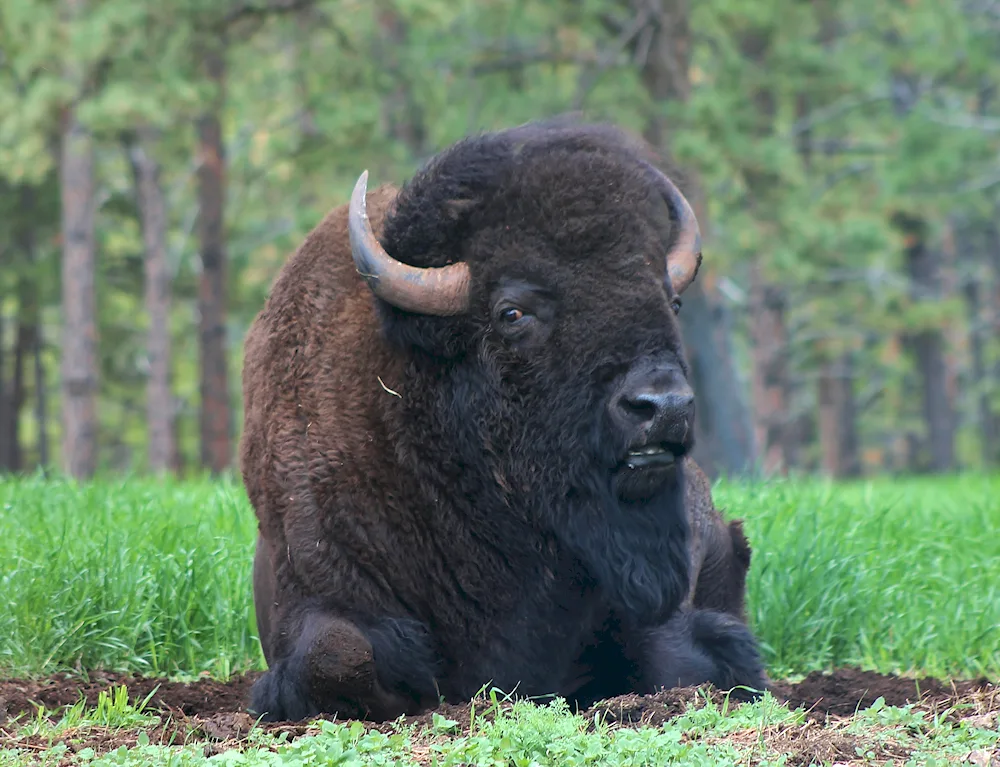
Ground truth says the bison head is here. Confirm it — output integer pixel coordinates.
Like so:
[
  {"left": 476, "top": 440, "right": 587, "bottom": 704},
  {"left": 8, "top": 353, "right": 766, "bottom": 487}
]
[{"left": 350, "top": 120, "right": 702, "bottom": 624}]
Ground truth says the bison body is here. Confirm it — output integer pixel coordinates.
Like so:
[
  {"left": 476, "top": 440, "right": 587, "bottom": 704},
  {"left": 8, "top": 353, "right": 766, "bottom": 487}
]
[{"left": 241, "top": 120, "right": 765, "bottom": 722}]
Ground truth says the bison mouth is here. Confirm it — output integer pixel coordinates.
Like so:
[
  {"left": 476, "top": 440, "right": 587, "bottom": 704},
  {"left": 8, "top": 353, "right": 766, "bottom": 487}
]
[
  {"left": 614, "top": 442, "right": 685, "bottom": 502},
  {"left": 623, "top": 442, "right": 685, "bottom": 470}
]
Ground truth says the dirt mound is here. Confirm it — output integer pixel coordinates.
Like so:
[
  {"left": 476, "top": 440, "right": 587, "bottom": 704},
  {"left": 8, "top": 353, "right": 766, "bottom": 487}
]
[{"left": 769, "top": 668, "right": 994, "bottom": 719}]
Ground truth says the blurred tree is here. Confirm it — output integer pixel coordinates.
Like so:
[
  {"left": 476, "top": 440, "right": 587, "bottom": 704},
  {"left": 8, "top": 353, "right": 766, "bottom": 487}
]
[
  {"left": 1, "top": 0, "right": 998, "bottom": 477},
  {"left": 194, "top": 35, "right": 232, "bottom": 475},
  {"left": 59, "top": 0, "right": 100, "bottom": 479},
  {"left": 125, "top": 128, "right": 174, "bottom": 474}
]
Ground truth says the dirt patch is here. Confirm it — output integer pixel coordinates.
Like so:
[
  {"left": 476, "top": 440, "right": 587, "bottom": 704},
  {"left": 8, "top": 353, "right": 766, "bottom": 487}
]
[
  {"left": 1, "top": 667, "right": 994, "bottom": 725},
  {"left": 769, "top": 668, "right": 995, "bottom": 719},
  {"left": 0, "top": 670, "right": 260, "bottom": 723},
  {"left": 6, "top": 718, "right": 197, "bottom": 759},
  {"left": 579, "top": 686, "right": 728, "bottom": 728},
  {"left": 703, "top": 717, "right": 916, "bottom": 767},
  {"left": 0, "top": 666, "right": 996, "bottom": 759}
]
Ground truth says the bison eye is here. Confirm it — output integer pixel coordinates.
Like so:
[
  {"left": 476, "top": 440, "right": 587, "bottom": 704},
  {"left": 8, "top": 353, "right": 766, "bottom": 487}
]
[
  {"left": 499, "top": 307, "right": 524, "bottom": 324},
  {"left": 671, "top": 297, "right": 682, "bottom": 315}
]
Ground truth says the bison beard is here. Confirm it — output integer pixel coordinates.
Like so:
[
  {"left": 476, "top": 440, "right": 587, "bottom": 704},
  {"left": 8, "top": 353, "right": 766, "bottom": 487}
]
[
  {"left": 433, "top": 352, "right": 693, "bottom": 630},
  {"left": 242, "top": 118, "right": 767, "bottom": 722},
  {"left": 552, "top": 472, "right": 691, "bottom": 628}
]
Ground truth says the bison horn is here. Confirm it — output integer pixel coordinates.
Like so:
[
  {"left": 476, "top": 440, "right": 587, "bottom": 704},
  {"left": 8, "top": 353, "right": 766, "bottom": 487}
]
[
  {"left": 348, "top": 171, "right": 472, "bottom": 316},
  {"left": 655, "top": 172, "right": 703, "bottom": 296}
]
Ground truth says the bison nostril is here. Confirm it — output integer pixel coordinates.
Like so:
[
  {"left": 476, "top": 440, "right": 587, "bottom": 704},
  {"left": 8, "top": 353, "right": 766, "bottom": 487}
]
[
  {"left": 623, "top": 394, "right": 659, "bottom": 423},
  {"left": 621, "top": 390, "right": 691, "bottom": 422}
]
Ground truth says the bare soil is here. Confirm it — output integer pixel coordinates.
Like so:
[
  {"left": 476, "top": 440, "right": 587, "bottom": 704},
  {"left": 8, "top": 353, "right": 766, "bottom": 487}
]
[{"left": 0, "top": 667, "right": 995, "bottom": 760}]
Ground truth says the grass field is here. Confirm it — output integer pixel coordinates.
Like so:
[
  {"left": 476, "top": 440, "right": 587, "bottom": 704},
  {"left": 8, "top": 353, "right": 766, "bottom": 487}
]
[{"left": 1, "top": 472, "right": 998, "bottom": 765}]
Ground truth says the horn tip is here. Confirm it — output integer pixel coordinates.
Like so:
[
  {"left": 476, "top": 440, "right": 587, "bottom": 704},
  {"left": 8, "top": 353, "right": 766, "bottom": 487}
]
[{"left": 352, "top": 169, "right": 370, "bottom": 199}]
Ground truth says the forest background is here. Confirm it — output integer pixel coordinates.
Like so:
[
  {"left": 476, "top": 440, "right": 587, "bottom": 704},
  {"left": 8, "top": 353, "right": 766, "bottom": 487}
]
[{"left": 1, "top": 0, "right": 998, "bottom": 482}]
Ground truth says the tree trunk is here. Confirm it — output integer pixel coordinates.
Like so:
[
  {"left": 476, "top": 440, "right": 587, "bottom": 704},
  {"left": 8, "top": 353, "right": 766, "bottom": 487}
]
[
  {"left": 171, "top": 401, "right": 185, "bottom": 475},
  {"left": 635, "top": 0, "right": 691, "bottom": 144},
  {"left": 817, "top": 352, "right": 861, "bottom": 477},
  {"left": 0, "top": 306, "right": 8, "bottom": 471},
  {"left": 964, "top": 269, "right": 996, "bottom": 467},
  {"left": 14, "top": 185, "right": 44, "bottom": 473},
  {"left": 627, "top": 0, "right": 755, "bottom": 477},
  {"left": 9, "top": 297, "right": 29, "bottom": 472},
  {"left": 196, "top": 43, "right": 232, "bottom": 474},
  {"left": 986, "top": 217, "right": 1000, "bottom": 464},
  {"left": 59, "top": 24, "right": 99, "bottom": 479},
  {"left": 739, "top": 27, "right": 794, "bottom": 475},
  {"left": 34, "top": 322, "right": 49, "bottom": 472},
  {"left": 679, "top": 279, "right": 756, "bottom": 476},
  {"left": 894, "top": 212, "right": 956, "bottom": 473},
  {"left": 127, "top": 128, "right": 174, "bottom": 474},
  {"left": 748, "top": 262, "right": 791, "bottom": 474}
]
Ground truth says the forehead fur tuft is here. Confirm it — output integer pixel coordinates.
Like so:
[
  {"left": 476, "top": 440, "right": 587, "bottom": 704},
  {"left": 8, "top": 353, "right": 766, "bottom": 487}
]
[{"left": 379, "top": 118, "right": 680, "bottom": 271}]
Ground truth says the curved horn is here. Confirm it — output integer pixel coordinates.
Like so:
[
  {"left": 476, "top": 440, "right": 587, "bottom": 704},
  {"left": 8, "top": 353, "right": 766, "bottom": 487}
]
[
  {"left": 653, "top": 171, "right": 703, "bottom": 296},
  {"left": 348, "top": 171, "right": 472, "bottom": 316}
]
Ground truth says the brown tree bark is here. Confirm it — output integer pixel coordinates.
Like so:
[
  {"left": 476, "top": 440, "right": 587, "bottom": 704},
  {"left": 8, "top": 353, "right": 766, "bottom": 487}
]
[
  {"left": 964, "top": 268, "right": 996, "bottom": 467},
  {"left": 679, "top": 279, "right": 756, "bottom": 476},
  {"left": 17, "top": 184, "right": 51, "bottom": 473},
  {"left": 34, "top": 322, "right": 49, "bottom": 472},
  {"left": 0, "top": 305, "right": 8, "bottom": 471},
  {"left": 962, "top": 215, "right": 999, "bottom": 468},
  {"left": 196, "top": 43, "right": 232, "bottom": 474},
  {"left": 986, "top": 217, "right": 1000, "bottom": 464},
  {"left": 0, "top": 258, "right": 42, "bottom": 474},
  {"left": 626, "top": 0, "right": 755, "bottom": 477},
  {"left": 59, "top": 13, "right": 99, "bottom": 479},
  {"left": 817, "top": 352, "right": 861, "bottom": 477},
  {"left": 894, "top": 212, "right": 956, "bottom": 473},
  {"left": 8, "top": 328, "right": 27, "bottom": 471},
  {"left": 126, "top": 128, "right": 175, "bottom": 474},
  {"left": 748, "top": 263, "right": 792, "bottom": 474}
]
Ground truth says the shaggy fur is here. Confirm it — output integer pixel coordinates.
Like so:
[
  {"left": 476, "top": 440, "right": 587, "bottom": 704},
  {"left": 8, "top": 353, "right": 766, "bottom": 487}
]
[
  {"left": 240, "top": 119, "right": 766, "bottom": 722},
  {"left": 683, "top": 457, "right": 754, "bottom": 622}
]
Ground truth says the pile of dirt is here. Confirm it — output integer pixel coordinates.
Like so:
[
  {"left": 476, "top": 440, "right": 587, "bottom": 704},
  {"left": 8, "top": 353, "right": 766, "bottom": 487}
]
[{"left": 769, "top": 668, "right": 994, "bottom": 719}]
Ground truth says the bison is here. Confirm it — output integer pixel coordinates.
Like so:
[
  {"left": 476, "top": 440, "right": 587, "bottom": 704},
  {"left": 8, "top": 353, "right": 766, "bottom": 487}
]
[{"left": 240, "top": 119, "right": 766, "bottom": 723}]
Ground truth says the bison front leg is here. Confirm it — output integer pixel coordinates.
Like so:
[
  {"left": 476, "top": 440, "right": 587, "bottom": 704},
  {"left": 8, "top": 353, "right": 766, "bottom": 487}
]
[
  {"left": 249, "top": 611, "right": 440, "bottom": 722},
  {"left": 636, "top": 608, "right": 768, "bottom": 700}
]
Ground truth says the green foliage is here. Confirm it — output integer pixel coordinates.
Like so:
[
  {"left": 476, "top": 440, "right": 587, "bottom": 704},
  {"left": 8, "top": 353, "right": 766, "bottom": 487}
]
[
  {"left": 14, "top": 685, "right": 160, "bottom": 738},
  {"left": 0, "top": 0, "right": 999, "bottom": 473},
  {"left": 0, "top": 474, "right": 260, "bottom": 678},
  {"left": 715, "top": 473, "right": 1000, "bottom": 679}
]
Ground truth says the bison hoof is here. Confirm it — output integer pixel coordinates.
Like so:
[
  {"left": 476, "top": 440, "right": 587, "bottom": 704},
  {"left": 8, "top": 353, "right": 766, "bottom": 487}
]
[
  {"left": 643, "top": 608, "right": 768, "bottom": 700},
  {"left": 249, "top": 616, "right": 382, "bottom": 722},
  {"left": 303, "top": 618, "right": 380, "bottom": 703}
]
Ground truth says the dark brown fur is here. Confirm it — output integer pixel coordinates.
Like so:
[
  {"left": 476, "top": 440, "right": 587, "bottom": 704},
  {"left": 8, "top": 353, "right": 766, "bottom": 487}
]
[
  {"left": 240, "top": 121, "right": 765, "bottom": 722},
  {"left": 683, "top": 457, "right": 752, "bottom": 621}
]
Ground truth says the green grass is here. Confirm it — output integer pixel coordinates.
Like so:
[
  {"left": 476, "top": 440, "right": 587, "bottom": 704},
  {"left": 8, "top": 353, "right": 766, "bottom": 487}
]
[
  {"left": 2, "top": 686, "right": 998, "bottom": 766},
  {"left": 714, "top": 473, "right": 1000, "bottom": 680},
  {"left": 1, "top": 471, "right": 998, "bottom": 680},
  {"left": 0, "top": 474, "right": 260, "bottom": 679}
]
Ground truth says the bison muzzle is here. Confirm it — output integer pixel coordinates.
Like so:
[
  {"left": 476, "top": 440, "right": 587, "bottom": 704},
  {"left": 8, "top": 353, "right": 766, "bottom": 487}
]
[{"left": 240, "top": 118, "right": 767, "bottom": 722}]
